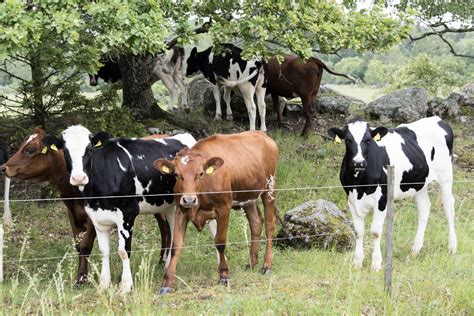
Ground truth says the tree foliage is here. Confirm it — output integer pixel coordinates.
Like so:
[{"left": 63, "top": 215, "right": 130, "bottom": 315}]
[{"left": 1, "top": 0, "right": 414, "bottom": 128}]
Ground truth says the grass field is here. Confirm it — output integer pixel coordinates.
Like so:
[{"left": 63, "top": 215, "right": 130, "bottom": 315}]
[{"left": 1, "top": 117, "right": 473, "bottom": 314}]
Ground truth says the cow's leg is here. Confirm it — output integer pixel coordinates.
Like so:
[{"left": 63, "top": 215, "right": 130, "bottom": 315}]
[
  {"left": 439, "top": 182, "right": 457, "bottom": 253},
  {"left": 160, "top": 73, "right": 177, "bottom": 111},
  {"left": 223, "top": 87, "right": 233, "bottom": 120},
  {"left": 65, "top": 202, "right": 95, "bottom": 287},
  {"left": 349, "top": 199, "right": 365, "bottom": 268},
  {"left": 239, "top": 82, "right": 257, "bottom": 130},
  {"left": 205, "top": 219, "right": 219, "bottom": 265},
  {"left": 243, "top": 203, "right": 263, "bottom": 269},
  {"left": 3, "top": 176, "right": 12, "bottom": 226},
  {"left": 160, "top": 208, "right": 186, "bottom": 295},
  {"left": 272, "top": 94, "right": 283, "bottom": 125},
  {"left": 117, "top": 215, "right": 136, "bottom": 294},
  {"left": 412, "top": 188, "right": 431, "bottom": 255},
  {"left": 212, "top": 85, "right": 223, "bottom": 120},
  {"left": 255, "top": 82, "right": 267, "bottom": 132},
  {"left": 154, "top": 213, "right": 170, "bottom": 263},
  {"left": 301, "top": 95, "right": 314, "bottom": 136},
  {"left": 95, "top": 227, "right": 112, "bottom": 290},
  {"left": 75, "top": 218, "right": 95, "bottom": 286},
  {"left": 370, "top": 207, "right": 387, "bottom": 272},
  {"left": 173, "top": 71, "right": 188, "bottom": 111},
  {"left": 261, "top": 191, "right": 276, "bottom": 274},
  {"left": 215, "top": 211, "right": 231, "bottom": 284}
]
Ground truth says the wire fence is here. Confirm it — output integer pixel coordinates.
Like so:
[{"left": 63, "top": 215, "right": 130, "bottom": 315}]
[{"left": 1, "top": 178, "right": 473, "bottom": 265}]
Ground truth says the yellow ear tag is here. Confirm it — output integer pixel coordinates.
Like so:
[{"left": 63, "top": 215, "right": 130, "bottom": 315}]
[
  {"left": 334, "top": 135, "right": 342, "bottom": 144},
  {"left": 161, "top": 165, "right": 170, "bottom": 174},
  {"left": 50, "top": 144, "right": 58, "bottom": 151},
  {"left": 41, "top": 147, "right": 48, "bottom": 154},
  {"left": 206, "top": 166, "right": 214, "bottom": 175},
  {"left": 373, "top": 133, "right": 381, "bottom": 141},
  {"left": 94, "top": 140, "right": 102, "bottom": 148}
]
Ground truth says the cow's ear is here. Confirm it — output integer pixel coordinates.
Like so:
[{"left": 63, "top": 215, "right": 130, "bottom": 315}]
[
  {"left": 203, "top": 157, "right": 224, "bottom": 175},
  {"left": 42, "top": 135, "right": 64, "bottom": 152},
  {"left": 190, "top": 47, "right": 197, "bottom": 57},
  {"left": 154, "top": 159, "right": 175, "bottom": 175},
  {"left": 370, "top": 127, "right": 388, "bottom": 141},
  {"left": 90, "top": 132, "right": 109, "bottom": 148},
  {"left": 328, "top": 128, "right": 345, "bottom": 144}
]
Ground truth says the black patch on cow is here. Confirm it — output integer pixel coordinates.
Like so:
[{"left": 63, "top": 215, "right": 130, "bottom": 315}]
[
  {"left": 431, "top": 147, "right": 435, "bottom": 161},
  {"left": 396, "top": 127, "right": 429, "bottom": 192},
  {"left": 0, "top": 142, "right": 8, "bottom": 165},
  {"left": 437, "top": 119, "right": 453, "bottom": 158},
  {"left": 80, "top": 138, "right": 187, "bottom": 212},
  {"left": 248, "top": 66, "right": 258, "bottom": 85}
]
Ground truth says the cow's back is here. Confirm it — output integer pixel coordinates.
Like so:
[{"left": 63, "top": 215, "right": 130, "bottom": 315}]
[{"left": 194, "top": 131, "right": 278, "bottom": 191}]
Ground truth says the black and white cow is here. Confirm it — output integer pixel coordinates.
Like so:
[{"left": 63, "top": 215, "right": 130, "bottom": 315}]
[
  {"left": 88, "top": 58, "right": 122, "bottom": 86},
  {"left": 328, "top": 116, "right": 457, "bottom": 271},
  {"left": 186, "top": 44, "right": 267, "bottom": 131},
  {"left": 0, "top": 143, "right": 11, "bottom": 226},
  {"left": 50, "top": 125, "right": 216, "bottom": 294}
]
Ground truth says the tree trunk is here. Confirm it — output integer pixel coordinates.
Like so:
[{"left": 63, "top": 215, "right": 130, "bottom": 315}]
[
  {"left": 29, "top": 52, "right": 46, "bottom": 128},
  {"left": 119, "top": 53, "right": 167, "bottom": 119}
]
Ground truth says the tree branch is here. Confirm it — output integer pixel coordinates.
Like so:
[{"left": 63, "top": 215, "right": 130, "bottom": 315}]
[
  {"left": 0, "top": 68, "right": 27, "bottom": 82},
  {"left": 165, "top": 20, "right": 212, "bottom": 50},
  {"left": 437, "top": 34, "right": 474, "bottom": 59},
  {"left": 0, "top": 94, "right": 23, "bottom": 105}
]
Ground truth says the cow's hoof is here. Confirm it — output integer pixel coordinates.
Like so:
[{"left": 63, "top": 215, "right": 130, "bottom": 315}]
[
  {"left": 226, "top": 114, "right": 233, "bottom": 121},
  {"left": 184, "top": 106, "right": 190, "bottom": 114},
  {"left": 159, "top": 287, "right": 173, "bottom": 295},
  {"left": 262, "top": 268, "right": 271, "bottom": 276},
  {"left": 73, "top": 275, "right": 90, "bottom": 289},
  {"left": 370, "top": 263, "right": 382, "bottom": 272},
  {"left": 220, "top": 277, "right": 230, "bottom": 286},
  {"left": 214, "top": 115, "right": 222, "bottom": 121}
]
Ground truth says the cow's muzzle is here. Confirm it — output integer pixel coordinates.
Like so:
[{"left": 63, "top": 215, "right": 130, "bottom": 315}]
[
  {"left": 180, "top": 195, "right": 198, "bottom": 208},
  {"left": 353, "top": 161, "right": 367, "bottom": 172},
  {"left": 70, "top": 174, "right": 89, "bottom": 188}
]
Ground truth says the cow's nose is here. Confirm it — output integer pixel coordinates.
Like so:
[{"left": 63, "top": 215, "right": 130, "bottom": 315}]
[
  {"left": 70, "top": 174, "right": 88, "bottom": 186},
  {"left": 354, "top": 161, "right": 367, "bottom": 170},
  {"left": 180, "top": 195, "right": 198, "bottom": 208}
]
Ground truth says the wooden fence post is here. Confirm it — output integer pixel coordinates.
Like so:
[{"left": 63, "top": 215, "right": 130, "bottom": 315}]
[{"left": 384, "top": 165, "right": 395, "bottom": 295}]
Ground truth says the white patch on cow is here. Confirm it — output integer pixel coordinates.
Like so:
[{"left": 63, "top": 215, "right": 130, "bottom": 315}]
[
  {"left": 26, "top": 133, "right": 38, "bottom": 144},
  {"left": 116, "top": 157, "right": 126, "bottom": 172},
  {"left": 170, "top": 133, "right": 197, "bottom": 148},
  {"left": 180, "top": 156, "right": 190, "bottom": 165},
  {"left": 347, "top": 121, "right": 368, "bottom": 164},
  {"left": 136, "top": 155, "right": 145, "bottom": 160},
  {"left": 153, "top": 138, "right": 167, "bottom": 145},
  {"left": 208, "top": 52, "right": 214, "bottom": 64},
  {"left": 62, "top": 125, "right": 93, "bottom": 186},
  {"left": 267, "top": 175, "right": 275, "bottom": 201},
  {"left": 116, "top": 142, "right": 132, "bottom": 160}
]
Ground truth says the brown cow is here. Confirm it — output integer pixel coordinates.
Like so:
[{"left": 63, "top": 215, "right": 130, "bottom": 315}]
[
  {"left": 0, "top": 129, "right": 171, "bottom": 286},
  {"left": 267, "top": 55, "right": 355, "bottom": 136},
  {"left": 154, "top": 131, "right": 278, "bottom": 295}
]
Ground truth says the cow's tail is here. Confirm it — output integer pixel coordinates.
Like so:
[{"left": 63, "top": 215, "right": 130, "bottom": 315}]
[
  {"left": 309, "top": 57, "right": 357, "bottom": 83},
  {"left": 218, "top": 61, "right": 264, "bottom": 88}
]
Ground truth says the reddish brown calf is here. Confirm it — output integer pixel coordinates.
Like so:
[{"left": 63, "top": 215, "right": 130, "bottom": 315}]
[
  {"left": 267, "top": 55, "right": 354, "bottom": 135},
  {"left": 154, "top": 131, "right": 278, "bottom": 295}
]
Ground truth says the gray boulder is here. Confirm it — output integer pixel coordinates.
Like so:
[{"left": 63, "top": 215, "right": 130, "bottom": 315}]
[
  {"left": 276, "top": 200, "right": 355, "bottom": 251},
  {"left": 186, "top": 75, "right": 215, "bottom": 111},
  {"left": 315, "top": 86, "right": 368, "bottom": 117},
  {"left": 427, "top": 95, "right": 460, "bottom": 118},
  {"left": 368, "top": 87, "right": 428, "bottom": 122}
]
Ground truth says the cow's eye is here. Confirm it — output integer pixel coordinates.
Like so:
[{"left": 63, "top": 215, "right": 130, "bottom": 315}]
[
  {"left": 365, "top": 139, "right": 371, "bottom": 144},
  {"left": 345, "top": 139, "right": 352, "bottom": 144},
  {"left": 175, "top": 174, "right": 183, "bottom": 180},
  {"left": 197, "top": 171, "right": 204, "bottom": 178},
  {"left": 24, "top": 146, "right": 37, "bottom": 157}
]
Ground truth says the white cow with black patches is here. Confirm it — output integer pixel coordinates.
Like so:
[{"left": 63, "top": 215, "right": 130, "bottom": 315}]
[
  {"left": 329, "top": 116, "right": 457, "bottom": 271},
  {"left": 54, "top": 125, "right": 216, "bottom": 294},
  {"left": 186, "top": 44, "right": 267, "bottom": 131}
]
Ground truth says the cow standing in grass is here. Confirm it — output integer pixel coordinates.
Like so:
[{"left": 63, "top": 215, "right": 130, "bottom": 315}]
[
  {"left": 1, "top": 129, "right": 94, "bottom": 285},
  {"left": 53, "top": 125, "right": 216, "bottom": 294},
  {"left": 186, "top": 44, "right": 268, "bottom": 131},
  {"left": 154, "top": 131, "right": 278, "bottom": 295},
  {"left": 328, "top": 116, "right": 457, "bottom": 271}
]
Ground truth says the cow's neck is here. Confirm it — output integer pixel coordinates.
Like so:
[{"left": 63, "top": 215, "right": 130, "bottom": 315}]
[{"left": 48, "top": 151, "right": 81, "bottom": 198}]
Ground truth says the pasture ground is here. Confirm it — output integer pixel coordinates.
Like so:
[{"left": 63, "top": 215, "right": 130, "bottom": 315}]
[{"left": 0, "top": 109, "right": 473, "bottom": 314}]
